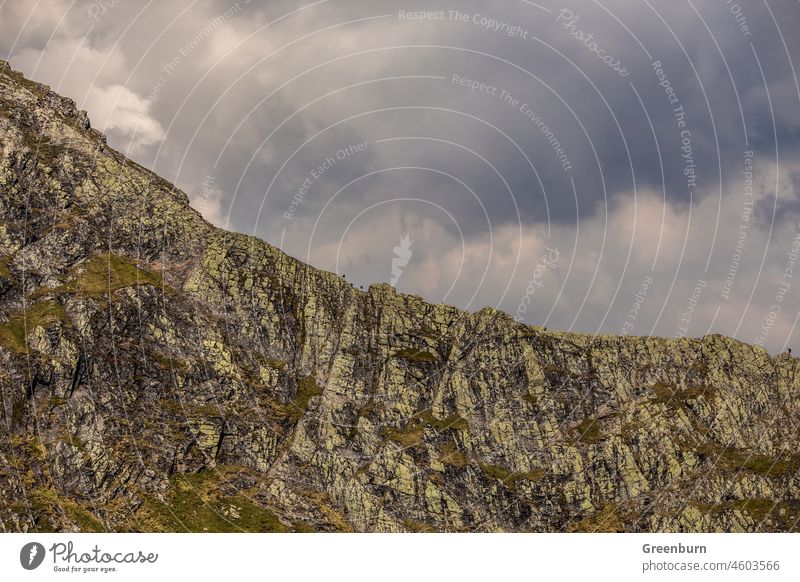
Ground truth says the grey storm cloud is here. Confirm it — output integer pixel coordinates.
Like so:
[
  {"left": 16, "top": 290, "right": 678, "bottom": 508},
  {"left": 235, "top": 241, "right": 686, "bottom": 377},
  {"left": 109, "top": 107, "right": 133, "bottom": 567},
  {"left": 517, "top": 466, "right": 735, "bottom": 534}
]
[{"left": 3, "top": 0, "right": 800, "bottom": 353}]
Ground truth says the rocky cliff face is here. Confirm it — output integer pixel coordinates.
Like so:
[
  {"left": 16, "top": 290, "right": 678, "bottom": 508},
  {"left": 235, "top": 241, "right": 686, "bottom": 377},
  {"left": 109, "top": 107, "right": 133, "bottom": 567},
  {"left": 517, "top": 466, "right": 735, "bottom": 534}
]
[{"left": 0, "top": 60, "right": 798, "bottom": 533}]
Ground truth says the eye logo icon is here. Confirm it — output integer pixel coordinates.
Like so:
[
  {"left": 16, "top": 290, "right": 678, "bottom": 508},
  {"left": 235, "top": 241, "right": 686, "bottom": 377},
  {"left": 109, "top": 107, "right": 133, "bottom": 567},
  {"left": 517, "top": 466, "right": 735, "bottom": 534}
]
[{"left": 20, "top": 542, "right": 46, "bottom": 570}]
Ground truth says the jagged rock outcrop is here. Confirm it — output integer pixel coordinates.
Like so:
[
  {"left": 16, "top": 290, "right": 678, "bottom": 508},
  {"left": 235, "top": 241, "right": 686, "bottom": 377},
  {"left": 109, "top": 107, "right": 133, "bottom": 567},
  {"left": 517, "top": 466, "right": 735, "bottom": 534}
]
[{"left": 0, "top": 60, "right": 798, "bottom": 532}]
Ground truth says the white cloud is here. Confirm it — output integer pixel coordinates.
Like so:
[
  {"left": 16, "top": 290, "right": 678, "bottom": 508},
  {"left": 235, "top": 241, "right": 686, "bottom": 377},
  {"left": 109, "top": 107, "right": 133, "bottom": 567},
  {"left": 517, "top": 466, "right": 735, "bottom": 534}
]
[
  {"left": 9, "top": 36, "right": 165, "bottom": 154},
  {"left": 87, "top": 84, "right": 165, "bottom": 153}
]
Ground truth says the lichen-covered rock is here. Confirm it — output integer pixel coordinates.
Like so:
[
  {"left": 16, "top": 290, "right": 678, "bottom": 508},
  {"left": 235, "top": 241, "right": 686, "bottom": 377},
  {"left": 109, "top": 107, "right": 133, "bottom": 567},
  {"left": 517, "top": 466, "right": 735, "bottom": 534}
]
[{"left": 0, "top": 60, "right": 798, "bottom": 533}]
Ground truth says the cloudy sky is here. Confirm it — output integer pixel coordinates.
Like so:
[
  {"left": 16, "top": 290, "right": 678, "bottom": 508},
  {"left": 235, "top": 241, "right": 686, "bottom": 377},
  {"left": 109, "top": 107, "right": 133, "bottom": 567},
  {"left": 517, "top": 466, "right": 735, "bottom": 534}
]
[{"left": 3, "top": 0, "right": 800, "bottom": 352}]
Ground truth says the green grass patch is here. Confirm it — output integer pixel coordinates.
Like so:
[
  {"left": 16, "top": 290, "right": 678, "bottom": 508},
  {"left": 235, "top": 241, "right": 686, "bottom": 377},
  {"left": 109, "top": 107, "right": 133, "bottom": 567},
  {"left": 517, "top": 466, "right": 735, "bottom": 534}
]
[
  {"left": 11, "top": 399, "right": 26, "bottom": 426},
  {"left": 135, "top": 467, "right": 289, "bottom": 532},
  {"left": 282, "top": 374, "right": 323, "bottom": 423},
  {"left": 418, "top": 410, "right": 468, "bottom": 431},
  {"left": 403, "top": 519, "right": 433, "bottom": 532},
  {"left": 25, "top": 487, "right": 105, "bottom": 532},
  {"left": 692, "top": 443, "right": 800, "bottom": 477},
  {"left": 301, "top": 490, "right": 353, "bottom": 532},
  {"left": 0, "top": 255, "right": 11, "bottom": 279},
  {"left": 383, "top": 409, "right": 468, "bottom": 449},
  {"left": 19, "top": 130, "right": 68, "bottom": 165},
  {"left": 251, "top": 351, "right": 288, "bottom": 372},
  {"left": 651, "top": 382, "right": 716, "bottom": 407},
  {"left": 265, "top": 373, "right": 324, "bottom": 424},
  {"left": 479, "top": 463, "right": 545, "bottom": 490},
  {"left": 151, "top": 351, "right": 189, "bottom": 371},
  {"left": 732, "top": 498, "right": 778, "bottom": 522},
  {"left": 691, "top": 498, "right": 800, "bottom": 529},
  {"left": 396, "top": 347, "right": 438, "bottom": 363},
  {"left": 567, "top": 504, "right": 624, "bottom": 532},
  {"left": 59, "top": 432, "right": 85, "bottom": 453},
  {"left": 439, "top": 440, "right": 469, "bottom": 468},
  {"left": 0, "top": 300, "right": 69, "bottom": 353},
  {"left": 573, "top": 417, "right": 604, "bottom": 444},
  {"left": 63, "top": 253, "right": 164, "bottom": 296},
  {"left": 383, "top": 423, "right": 425, "bottom": 447},
  {"left": 348, "top": 397, "right": 382, "bottom": 439},
  {"left": 262, "top": 356, "right": 286, "bottom": 370}
]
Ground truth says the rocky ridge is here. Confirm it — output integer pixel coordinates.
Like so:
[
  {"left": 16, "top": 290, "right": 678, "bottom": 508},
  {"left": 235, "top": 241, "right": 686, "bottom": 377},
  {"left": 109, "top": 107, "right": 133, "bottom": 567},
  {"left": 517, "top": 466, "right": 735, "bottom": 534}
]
[{"left": 0, "top": 59, "right": 798, "bottom": 532}]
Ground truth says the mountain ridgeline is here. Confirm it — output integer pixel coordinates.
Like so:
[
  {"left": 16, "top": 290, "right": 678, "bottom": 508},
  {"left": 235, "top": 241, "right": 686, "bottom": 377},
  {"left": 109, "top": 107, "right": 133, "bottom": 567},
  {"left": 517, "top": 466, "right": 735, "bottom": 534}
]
[{"left": 0, "top": 60, "right": 798, "bottom": 532}]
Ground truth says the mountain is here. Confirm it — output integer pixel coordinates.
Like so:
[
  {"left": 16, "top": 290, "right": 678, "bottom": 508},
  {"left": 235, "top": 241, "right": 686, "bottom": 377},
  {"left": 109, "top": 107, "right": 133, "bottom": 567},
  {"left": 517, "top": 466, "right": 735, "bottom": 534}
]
[{"left": 0, "top": 59, "right": 798, "bottom": 533}]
